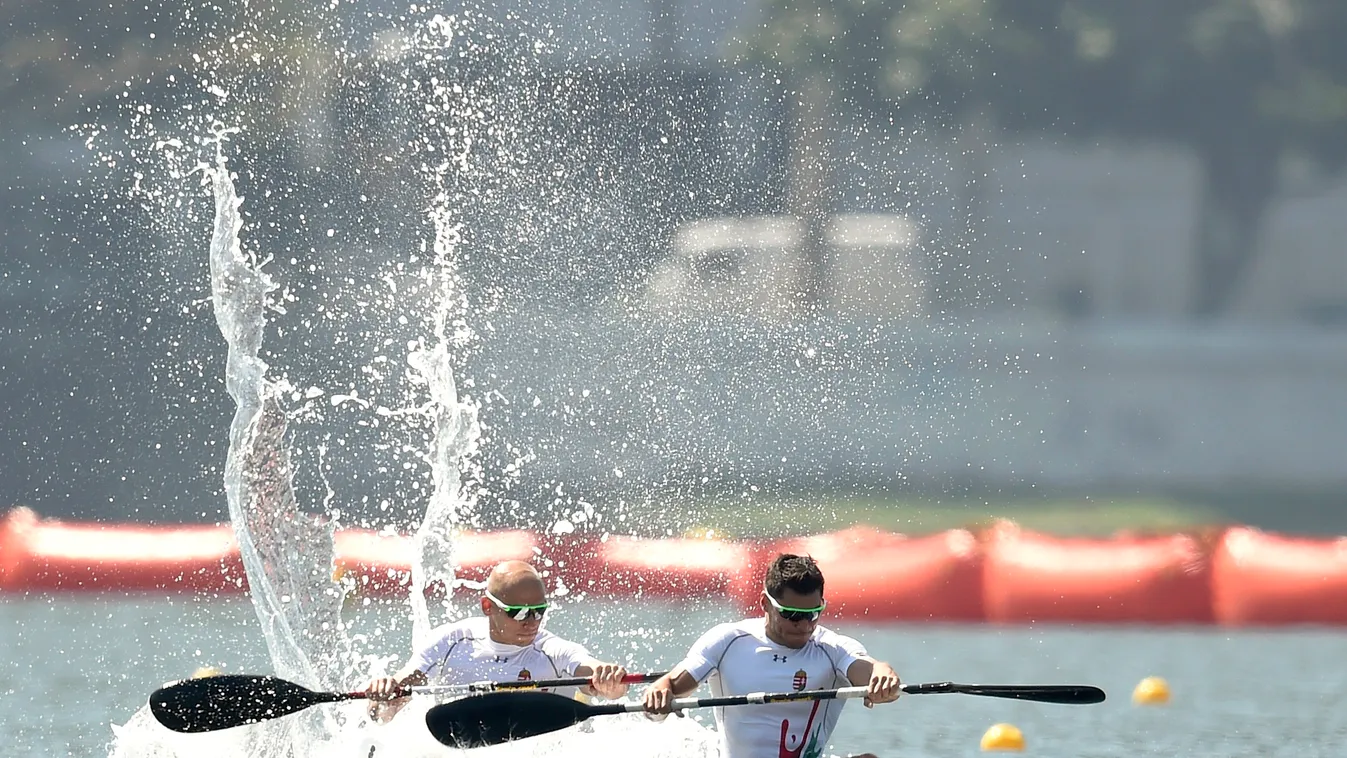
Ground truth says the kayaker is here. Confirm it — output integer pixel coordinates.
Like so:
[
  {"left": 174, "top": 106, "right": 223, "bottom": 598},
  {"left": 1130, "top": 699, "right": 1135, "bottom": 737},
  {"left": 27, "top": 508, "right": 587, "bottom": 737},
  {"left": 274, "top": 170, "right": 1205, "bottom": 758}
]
[
  {"left": 642, "top": 553, "right": 901, "bottom": 758},
  {"left": 363, "top": 559, "right": 632, "bottom": 722}
]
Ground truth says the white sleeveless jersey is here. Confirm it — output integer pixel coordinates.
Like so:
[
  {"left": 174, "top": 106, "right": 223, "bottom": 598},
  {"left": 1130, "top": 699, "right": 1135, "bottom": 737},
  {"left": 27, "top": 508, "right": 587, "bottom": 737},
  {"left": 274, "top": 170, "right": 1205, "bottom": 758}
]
[
  {"left": 411, "top": 617, "right": 595, "bottom": 696},
  {"left": 676, "top": 618, "right": 868, "bottom": 758}
]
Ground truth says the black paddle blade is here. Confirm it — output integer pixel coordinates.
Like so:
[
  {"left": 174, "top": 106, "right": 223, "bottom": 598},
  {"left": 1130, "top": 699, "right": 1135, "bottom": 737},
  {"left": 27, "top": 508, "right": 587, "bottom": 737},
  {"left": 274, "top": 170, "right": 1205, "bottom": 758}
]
[
  {"left": 956, "top": 684, "right": 1106, "bottom": 705},
  {"left": 425, "top": 691, "right": 606, "bottom": 748},
  {"left": 149, "top": 674, "right": 345, "bottom": 733}
]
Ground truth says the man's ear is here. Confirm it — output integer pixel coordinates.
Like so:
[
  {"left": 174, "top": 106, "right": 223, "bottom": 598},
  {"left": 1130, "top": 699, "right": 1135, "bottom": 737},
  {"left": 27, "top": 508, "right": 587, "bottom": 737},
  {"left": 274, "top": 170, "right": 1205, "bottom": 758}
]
[{"left": 479, "top": 596, "right": 493, "bottom": 616}]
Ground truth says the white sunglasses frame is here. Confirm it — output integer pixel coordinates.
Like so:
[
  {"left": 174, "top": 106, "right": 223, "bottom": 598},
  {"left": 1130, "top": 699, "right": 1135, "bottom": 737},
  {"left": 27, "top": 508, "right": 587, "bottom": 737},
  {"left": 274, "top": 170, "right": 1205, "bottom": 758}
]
[
  {"left": 763, "top": 590, "right": 827, "bottom": 621},
  {"left": 484, "top": 588, "right": 550, "bottom": 621}
]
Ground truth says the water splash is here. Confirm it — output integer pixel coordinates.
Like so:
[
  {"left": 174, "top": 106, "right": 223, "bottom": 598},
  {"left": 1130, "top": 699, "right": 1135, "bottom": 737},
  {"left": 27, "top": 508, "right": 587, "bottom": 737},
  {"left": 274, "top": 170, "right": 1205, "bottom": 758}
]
[
  {"left": 108, "top": 140, "right": 358, "bottom": 757},
  {"left": 107, "top": 106, "right": 720, "bottom": 758},
  {"left": 209, "top": 147, "right": 355, "bottom": 743},
  {"left": 404, "top": 187, "right": 484, "bottom": 648},
  {"left": 100, "top": 6, "right": 737, "bottom": 758}
]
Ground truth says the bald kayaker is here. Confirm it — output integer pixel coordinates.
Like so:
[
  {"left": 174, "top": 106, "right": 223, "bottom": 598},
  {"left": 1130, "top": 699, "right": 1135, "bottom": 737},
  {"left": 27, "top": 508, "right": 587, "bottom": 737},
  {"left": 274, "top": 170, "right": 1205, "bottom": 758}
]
[{"left": 363, "top": 560, "right": 631, "bottom": 722}]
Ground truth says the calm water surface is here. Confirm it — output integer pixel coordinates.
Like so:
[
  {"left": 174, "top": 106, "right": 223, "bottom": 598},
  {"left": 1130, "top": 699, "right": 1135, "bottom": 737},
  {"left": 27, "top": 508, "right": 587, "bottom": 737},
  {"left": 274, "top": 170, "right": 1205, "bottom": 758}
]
[{"left": 3, "top": 595, "right": 1345, "bottom": 758}]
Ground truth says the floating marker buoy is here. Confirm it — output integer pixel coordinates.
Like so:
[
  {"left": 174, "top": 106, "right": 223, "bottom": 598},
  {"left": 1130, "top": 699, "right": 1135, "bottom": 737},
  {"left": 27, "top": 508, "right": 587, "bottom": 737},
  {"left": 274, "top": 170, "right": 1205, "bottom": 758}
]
[
  {"left": 1132, "top": 675, "right": 1171, "bottom": 705},
  {"left": 981, "top": 723, "right": 1025, "bottom": 751}
]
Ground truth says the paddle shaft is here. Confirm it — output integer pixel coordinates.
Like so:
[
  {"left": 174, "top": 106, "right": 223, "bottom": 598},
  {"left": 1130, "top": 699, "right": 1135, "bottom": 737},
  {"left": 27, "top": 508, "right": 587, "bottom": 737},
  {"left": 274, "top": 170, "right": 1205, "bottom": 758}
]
[
  {"left": 422, "top": 680, "right": 1107, "bottom": 748},
  {"left": 901, "top": 681, "right": 1106, "bottom": 704},
  {"left": 410, "top": 671, "right": 667, "bottom": 697},
  {"left": 147, "top": 671, "right": 670, "bottom": 734},
  {"left": 580, "top": 681, "right": 1105, "bottom": 716},
  {"left": 423, "top": 687, "right": 870, "bottom": 748},
  {"left": 589, "top": 686, "right": 871, "bottom": 716},
  {"left": 351, "top": 671, "right": 667, "bottom": 700}
]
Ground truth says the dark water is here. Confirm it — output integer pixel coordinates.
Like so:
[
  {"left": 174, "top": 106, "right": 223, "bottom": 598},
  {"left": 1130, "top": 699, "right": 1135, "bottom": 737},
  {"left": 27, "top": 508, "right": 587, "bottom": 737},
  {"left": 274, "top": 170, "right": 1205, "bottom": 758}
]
[{"left": 3, "top": 595, "right": 1345, "bottom": 757}]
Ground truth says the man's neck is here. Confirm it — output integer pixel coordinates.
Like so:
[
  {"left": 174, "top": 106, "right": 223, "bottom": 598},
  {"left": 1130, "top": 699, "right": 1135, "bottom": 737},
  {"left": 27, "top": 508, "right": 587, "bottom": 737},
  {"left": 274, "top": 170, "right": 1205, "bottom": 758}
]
[
  {"left": 487, "top": 627, "right": 533, "bottom": 648},
  {"left": 762, "top": 621, "right": 807, "bottom": 650}
]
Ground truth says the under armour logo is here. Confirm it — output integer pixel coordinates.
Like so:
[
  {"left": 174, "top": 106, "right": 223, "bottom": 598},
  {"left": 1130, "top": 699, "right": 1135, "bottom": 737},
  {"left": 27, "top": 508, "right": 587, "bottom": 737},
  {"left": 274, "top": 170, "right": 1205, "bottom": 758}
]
[
  {"left": 773, "top": 654, "right": 788, "bottom": 662},
  {"left": 494, "top": 656, "right": 507, "bottom": 662}
]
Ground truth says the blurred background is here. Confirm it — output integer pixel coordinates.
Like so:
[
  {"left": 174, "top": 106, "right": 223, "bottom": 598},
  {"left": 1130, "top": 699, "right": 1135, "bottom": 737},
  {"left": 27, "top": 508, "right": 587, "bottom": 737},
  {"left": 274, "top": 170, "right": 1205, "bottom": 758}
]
[{"left": 3, "top": 0, "right": 1346, "bottom": 538}]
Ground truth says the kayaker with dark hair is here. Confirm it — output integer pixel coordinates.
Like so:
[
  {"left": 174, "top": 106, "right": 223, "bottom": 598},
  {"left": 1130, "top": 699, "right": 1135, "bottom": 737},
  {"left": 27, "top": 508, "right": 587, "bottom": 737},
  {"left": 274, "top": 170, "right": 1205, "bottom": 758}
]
[{"left": 643, "top": 553, "right": 901, "bottom": 758}]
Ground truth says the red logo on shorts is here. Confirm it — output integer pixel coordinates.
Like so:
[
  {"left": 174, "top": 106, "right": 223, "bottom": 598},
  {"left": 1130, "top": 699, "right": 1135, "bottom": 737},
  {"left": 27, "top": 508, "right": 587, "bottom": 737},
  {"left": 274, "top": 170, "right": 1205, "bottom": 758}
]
[{"left": 793, "top": 669, "right": 807, "bottom": 691}]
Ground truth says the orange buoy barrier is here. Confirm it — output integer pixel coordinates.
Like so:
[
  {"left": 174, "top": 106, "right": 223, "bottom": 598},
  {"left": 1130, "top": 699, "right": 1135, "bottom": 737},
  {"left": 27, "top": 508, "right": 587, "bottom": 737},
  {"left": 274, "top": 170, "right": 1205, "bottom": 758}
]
[
  {"left": 0, "top": 506, "right": 246, "bottom": 594},
  {"left": 982, "top": 522, "right": 1212, "bottom": 624},
  {"left": 7, "top": 505, "right": 1347, "bottom": 628},
  {"left": 0, "top": 507, "right": 26, "bottom": 589},
  {"left": 330, "top": 529, "right": 415, "bottom": 597},
  {"left": 1212, "top": 527, "right": 1347, "bottom": 626},
  {"left": 456, "top": 529, "right": 587, "bottom": 590},
  {"left": 728, "top": 526, "right": 985, "bottom": 622},
  {"left": 565, "top": 534, "right": 754, "bottom": 599},
  {"left": 333, "top": 528, "right": 555, "bottom": 598}
]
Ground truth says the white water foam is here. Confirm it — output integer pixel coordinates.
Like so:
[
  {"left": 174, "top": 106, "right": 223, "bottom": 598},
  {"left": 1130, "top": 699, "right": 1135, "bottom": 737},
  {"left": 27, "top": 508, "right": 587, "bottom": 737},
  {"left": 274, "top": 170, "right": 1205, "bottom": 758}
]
[
  {"left": 109, "top": 144, "right": 358, "bottom": 758},
  {"left": 107, "top": 141, "right": 724, "bottom": 758},
  {"left": 105, "top": 11, "right": 726, "bottom": 756}
]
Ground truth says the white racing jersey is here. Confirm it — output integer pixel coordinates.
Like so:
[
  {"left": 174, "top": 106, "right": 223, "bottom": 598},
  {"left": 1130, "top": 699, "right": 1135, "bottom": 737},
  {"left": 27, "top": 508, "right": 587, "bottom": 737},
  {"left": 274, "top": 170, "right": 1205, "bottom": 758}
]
[
  {"left": 411, "top": 616, "right": 596, "bottom": 697},
  {"left": 675, "top": 618, "right": 868, "bottom": 758}
]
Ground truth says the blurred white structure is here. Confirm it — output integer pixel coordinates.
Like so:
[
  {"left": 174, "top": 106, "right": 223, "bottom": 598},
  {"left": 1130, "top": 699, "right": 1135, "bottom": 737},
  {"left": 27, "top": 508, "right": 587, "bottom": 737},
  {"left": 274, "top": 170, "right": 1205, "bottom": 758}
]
[
  {"left": 826, "top": 213, "right": 926, "bottom": 317},
  {"left": 644, "top": 213, "right": 925, "bottom": 321}
]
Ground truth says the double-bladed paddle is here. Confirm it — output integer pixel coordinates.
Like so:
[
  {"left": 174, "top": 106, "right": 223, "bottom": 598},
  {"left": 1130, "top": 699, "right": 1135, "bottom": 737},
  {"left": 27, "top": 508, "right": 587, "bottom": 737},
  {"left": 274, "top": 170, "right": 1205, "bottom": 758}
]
[
  {"left": 149, "top": 671, "right": 668, "bottom": 733},
  {"left": 425, "top": 681, "right": 1108, "bottom": 748}
]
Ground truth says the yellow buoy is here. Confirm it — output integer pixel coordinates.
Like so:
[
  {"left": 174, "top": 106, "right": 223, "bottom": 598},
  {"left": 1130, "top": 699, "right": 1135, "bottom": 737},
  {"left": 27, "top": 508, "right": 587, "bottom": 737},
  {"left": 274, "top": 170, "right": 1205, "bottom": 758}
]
[
  {"left": 980, "top": 723, "right": 1025, "bottom": 751},
  {"left": 191, "top": 666, "right": 222, "bottom": 679},
  {"left": 1132, "top": 676, "right": 1171, "bottom": 705}
]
